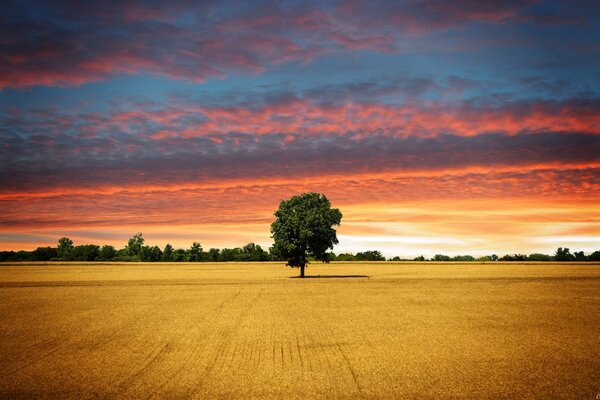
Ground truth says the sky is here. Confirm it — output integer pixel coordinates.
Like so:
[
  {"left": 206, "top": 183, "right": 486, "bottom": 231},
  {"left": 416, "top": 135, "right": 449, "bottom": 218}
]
[{"left": 1, "top": 0, "right": 599, "bottom": 257}]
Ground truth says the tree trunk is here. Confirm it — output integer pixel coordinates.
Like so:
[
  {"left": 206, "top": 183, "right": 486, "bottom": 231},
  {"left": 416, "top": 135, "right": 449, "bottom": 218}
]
[{"left": 300, "top": 264, "right": 305, "bottom": 278}]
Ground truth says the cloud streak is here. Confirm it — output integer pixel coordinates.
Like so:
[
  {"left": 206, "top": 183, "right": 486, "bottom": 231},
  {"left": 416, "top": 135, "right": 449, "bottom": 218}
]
[
  {"left": 2, "top": 90, "right": 599, "bottom": 193},
  {"left": 2, "top": 168, "right": 599, "bottom": 255},
  {"left": 2, "top": 127, "right": 599, "bottom": 193},
  {"left": 1, "top": 0, "right": 593, "bottom": 89}
]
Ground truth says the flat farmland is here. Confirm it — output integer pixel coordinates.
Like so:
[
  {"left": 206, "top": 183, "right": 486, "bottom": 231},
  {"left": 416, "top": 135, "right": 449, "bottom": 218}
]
[{"left": 0, "top": 262, "right": 599, "bottom": 399}]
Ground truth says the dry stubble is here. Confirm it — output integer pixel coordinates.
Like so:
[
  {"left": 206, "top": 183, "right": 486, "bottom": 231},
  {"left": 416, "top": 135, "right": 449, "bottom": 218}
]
[{"left": 0, "top": 262, "right": 599, "bottom": 399}]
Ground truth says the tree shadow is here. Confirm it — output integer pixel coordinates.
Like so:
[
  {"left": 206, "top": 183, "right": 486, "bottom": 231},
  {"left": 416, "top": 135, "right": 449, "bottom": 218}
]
[{"left": 290, "top": 275, "right": 369, "bottom": 279}]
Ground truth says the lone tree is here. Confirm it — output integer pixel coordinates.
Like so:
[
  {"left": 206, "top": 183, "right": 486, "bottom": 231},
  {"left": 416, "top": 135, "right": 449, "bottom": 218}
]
[{"left": 270, "top": 193, "right": 342, "bottom": 278}]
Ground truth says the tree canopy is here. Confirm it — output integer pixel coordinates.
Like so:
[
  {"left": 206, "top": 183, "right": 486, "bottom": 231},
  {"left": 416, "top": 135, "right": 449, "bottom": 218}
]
[
  {"left": 270, "top": 192, "right": 342, "bottom": 277},
  {"left": 554, "top": 247, "right": 575, "bottom": 261},
  {"left": 57, "top": 237, "right": 73, "bottom": 259},
  {"left": 126, "top": 233, "right": 144, "bottom": 257}
]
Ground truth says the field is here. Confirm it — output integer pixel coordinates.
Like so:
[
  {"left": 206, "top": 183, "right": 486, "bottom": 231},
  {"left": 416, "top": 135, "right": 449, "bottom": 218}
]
[{"left": 0, "top": 262, "right": 599, "bottom": 399}]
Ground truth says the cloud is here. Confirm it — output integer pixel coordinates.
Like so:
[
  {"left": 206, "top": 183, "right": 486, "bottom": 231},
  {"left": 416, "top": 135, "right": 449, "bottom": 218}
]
[
  {"left": 0, "top": 2, "right": 318, "bottom": 88},
  {"left": 1, "top": 0, "right": 589, "bottom": 89},
  {"left": 2, "top": 165, "right": 599, "bottom": 256},
  {"left": 2, "top": 93, "right": 599, "bottom": 193}
]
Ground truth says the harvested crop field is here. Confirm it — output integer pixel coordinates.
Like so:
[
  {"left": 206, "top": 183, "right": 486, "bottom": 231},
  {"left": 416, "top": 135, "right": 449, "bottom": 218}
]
[{"left": 0, "top": 262, "right": 599, "bottom": 399}]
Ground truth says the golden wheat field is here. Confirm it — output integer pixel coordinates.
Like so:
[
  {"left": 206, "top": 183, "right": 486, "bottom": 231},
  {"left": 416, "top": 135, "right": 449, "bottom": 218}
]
[{"left": 0, "top": 262, "right": 599, "bottom": 399}]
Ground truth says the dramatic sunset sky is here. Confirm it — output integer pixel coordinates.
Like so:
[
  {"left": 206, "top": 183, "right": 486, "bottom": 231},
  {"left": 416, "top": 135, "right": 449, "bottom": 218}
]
[{"left": 1, "top": 0, "right": 599, "bottom": 257}]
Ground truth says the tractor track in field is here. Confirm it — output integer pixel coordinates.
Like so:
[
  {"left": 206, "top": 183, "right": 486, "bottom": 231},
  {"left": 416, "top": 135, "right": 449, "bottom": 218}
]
[
  {"left": 2, "top": 263, "right": 600, "bottom": 399},
  {"left": 116, "top": 342, "right": 171, "bottom": 393},
  {"left": 187, "top": 288, "right": 264, "bottom": 398},
  {"left": 335, "top": 341, "right": 365, "bottom": 398},
  {"left": 105, "top": 290, "right": 246, "bottom": 398},
  {"left": 86, "top": 315, "right": 139, "bottom": 352},
  {"left": 311, "top": 312, "right": 365, "bottom": 399},
  {"left": 141, "top": 289, "right": 248, "bottom": 399},
  {"left": 1, "top": 345, "right": 62, "bottom": 378}
]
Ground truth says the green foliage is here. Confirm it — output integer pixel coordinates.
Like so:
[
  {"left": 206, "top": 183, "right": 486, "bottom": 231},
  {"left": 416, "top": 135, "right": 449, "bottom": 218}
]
[
  {"left": 57, "top": 237, "right": 74, "bottom": 259},
  {"left": 32, "top": 246, "right": 58, "bottom": 261},
  {"left": 554, "top": 247, "right": 575, "bottom": 261},
  {"left": 162, "top": 244, "right": 174, "bottom": 261},
  {"left": 270, "top": 193, "right": 342, "bottom": 276},
  {"left": 68, "top": 245, "right": 100, "bottom": 261},
  {"left": 0, "top": 251, "right": 32, "bottom": 262},
  {"left": 206, "top": 248, "right": 220, "bottom": 262},
  {"left": 334, "top": 253, "right": 354, "bottom": 261},
  {"left": 355, "top": 250, "right": 385, "bottom": 261},
  {"left": 113, "top": 248, "right": 139, "bottom": 261},
  {"left": 219, "top": 247, "right": 240, "bottom": 261},
  {"left": 173, "top": 249, "right": 186, "bottom": 262},
  {"left": 334, "top": 251, "right": 385, "bottom": 261},
  {"left": 527, "top": 253, "right": 553, "bottom": 261},
  {"left": 268, "top": 246, "right": 283, "bottom": 261},
  {"left": 0, "top": 251, "right": 16, "bottom": 262},
  {"left": 500, "top": 254, "right": 527, "bottom": 261},
  {"left": 187, "top": 242, "right": 203, "bottom": 262},
  {"left": 3, "top": 233, "right": 600, "bottom": 264},
  {"left": 432, "top": 254, "right": 475, "bottom": 261},
  {"left": 206, "top": 244, "right": 271, "bottom": 262},
  {"left": 126, "top": 233, "right": 144, "bottom": 257},
  {"left": 240, "top": 243, "right": 269, "bottom": 261},
  {"left": 140, "top": 245, "right": 162, "bottom": 262},
  {"left": 452, "top": 255, "right": 475, "bottom": 261},
  {"left": 97, "top": 245, "right": 117, "bottom": 261},
  {"left": 388, "top": 256, "right": 411, "bottom": 261}
]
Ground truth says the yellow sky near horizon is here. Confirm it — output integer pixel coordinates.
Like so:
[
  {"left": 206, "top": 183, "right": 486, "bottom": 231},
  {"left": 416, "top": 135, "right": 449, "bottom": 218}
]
[{"left": 3, "top": 192, "right": 599, "bottom": 257}]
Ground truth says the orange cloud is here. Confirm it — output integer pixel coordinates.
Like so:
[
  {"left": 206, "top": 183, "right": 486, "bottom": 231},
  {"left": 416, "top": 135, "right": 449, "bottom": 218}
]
[
  {"left": 2, "top": 164, "right": 599, "bottom": 255},
  {"left": 161, "top": 100, "right": 600, "bottom": 139}
]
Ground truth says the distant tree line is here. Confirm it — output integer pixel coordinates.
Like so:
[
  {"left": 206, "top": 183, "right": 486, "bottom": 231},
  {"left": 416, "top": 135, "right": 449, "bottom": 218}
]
[
  {"left": 0, "top": 233, "right": 272, "bottom": 262},
  {"left": 386, "top": 247, "right": 600, "bottom": 262},
  {"left": 0, "top": 235, "right": 599, "bottom": 263},
  {"left": 334, "top": 251, "right": 387, "bottom": 261}
]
